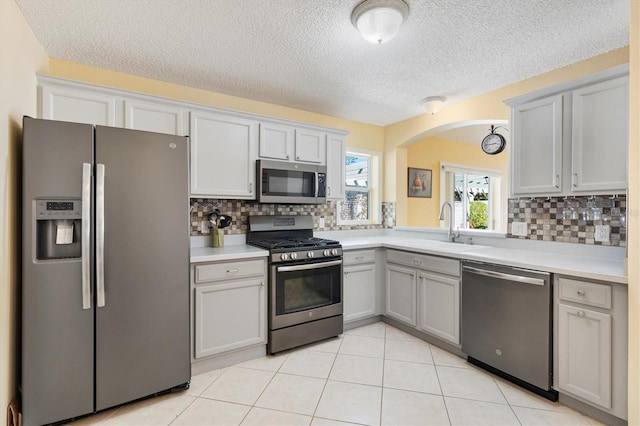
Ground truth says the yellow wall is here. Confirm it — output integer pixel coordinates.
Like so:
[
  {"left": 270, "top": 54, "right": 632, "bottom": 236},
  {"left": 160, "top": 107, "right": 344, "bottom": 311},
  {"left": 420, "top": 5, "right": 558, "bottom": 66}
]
[
  {"left": 385, "top": 48, "right": 630, "bottom": 225},
  {"left": 46, "top": 59, "right": 385, "bottom": 154},
  {"left": 0, "top": 0, "right": 49, "bottom": 413},
  {"left": 406, "top": 137, "right": 508, "bottom": 227},
  {"left": 627, "top": 2, "right": 639, "bottom": 424}
]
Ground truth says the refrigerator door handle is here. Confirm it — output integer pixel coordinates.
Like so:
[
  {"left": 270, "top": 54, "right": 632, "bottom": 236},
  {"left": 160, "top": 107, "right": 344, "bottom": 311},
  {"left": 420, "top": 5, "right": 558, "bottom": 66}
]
[
  {"left": 81, "top": 163, "right": 92, "bottom": 310},
  {"left": 96, "top": 163, "right": 106, "bottom": 308}
]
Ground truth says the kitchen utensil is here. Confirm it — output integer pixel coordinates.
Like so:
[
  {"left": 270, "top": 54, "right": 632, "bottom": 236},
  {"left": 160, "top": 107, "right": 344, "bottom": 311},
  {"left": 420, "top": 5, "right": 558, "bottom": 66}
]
[{"left": 219, "top": 215, "right": 232, "bottom": 228}]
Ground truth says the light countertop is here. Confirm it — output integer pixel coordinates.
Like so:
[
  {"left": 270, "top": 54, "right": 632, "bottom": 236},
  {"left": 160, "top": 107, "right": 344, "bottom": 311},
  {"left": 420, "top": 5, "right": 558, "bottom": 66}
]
[
  {"left": 190, "top": 235, "right": 626, "bottom": 284},
  {"left": 190, "top": 245, "right": 268, "bottom": 263},
  {"left": 340, "top": 236, "right": 627, "bottom": 284}
]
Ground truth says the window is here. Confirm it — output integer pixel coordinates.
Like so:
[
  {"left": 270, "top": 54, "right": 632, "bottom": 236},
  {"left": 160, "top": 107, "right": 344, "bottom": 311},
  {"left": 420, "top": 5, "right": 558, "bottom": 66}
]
[
  {"left": 440, "top": 163, "right": 503, "bottom": 231},
  {"left": 337, "top": 149, "right": 381, "bottom": 225}
]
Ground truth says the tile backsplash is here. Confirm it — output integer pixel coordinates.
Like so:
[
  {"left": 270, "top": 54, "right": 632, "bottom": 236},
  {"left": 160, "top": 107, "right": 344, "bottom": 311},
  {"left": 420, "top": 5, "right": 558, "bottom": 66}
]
[
  {"left": 190, "top": 199, "right": 396, "bottom": 236},
  {"left": 508, "top": 195, "right": 626, "bottom": 246}
]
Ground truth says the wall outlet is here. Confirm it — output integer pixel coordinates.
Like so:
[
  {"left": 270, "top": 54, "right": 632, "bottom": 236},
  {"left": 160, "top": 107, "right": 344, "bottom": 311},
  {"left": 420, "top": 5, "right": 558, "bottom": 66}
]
[
  {"left": 511, "top": 222, "right": 528, "bottom": 237},
  {"left": 595, "top": 224, "right": 610, "bottom": 242},
  {"left": 319, "top": 217, "right": 325, "bottom": 228},
  {"left": 200, "top": 221, "right": 210, "bottom": 234}
]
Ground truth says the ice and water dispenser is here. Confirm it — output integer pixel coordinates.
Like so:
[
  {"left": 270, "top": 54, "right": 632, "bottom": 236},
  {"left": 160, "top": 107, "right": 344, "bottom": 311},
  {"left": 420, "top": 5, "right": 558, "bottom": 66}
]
[{"left": 35, "top": 199, "right": 82, "bottom": 260}]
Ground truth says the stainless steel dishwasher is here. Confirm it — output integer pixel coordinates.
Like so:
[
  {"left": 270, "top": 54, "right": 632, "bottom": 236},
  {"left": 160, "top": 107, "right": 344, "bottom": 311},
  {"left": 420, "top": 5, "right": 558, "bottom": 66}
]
[{"left": 461, "top": 261, "right": 558, "bottom": 401}]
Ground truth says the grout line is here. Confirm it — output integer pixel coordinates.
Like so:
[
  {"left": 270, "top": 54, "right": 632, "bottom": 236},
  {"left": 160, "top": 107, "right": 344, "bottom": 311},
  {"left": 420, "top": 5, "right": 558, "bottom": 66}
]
[
  {"left": 429, "top": 344, "right": 452, "bottom": 426},
  {"left": 310, "top": 335, "right": 343, "bottom": 419}
]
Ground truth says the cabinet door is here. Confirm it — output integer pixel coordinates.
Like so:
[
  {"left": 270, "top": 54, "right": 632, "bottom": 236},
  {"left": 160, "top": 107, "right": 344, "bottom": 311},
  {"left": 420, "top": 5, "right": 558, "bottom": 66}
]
[
  {"left": 41, "top": 85, "right": 121, "bottom": 126},
  {"left": 344, "top": 263, "right": 376, "bottom": 322},
  {"left": 558, "top": 304, "right": 612, "bottom": 409},
  {"left": 259, "top": 122, "right": 294, "bottom": 161},
  {"left": 295, "top": 129, "right": 326, "bottom": 164},
  {"left": 194, "top": 278, "right": 266, "bottom": 358},
  {"left": 124, "top": 99, "right": 185, "bottom": 135},
  {"left": 512, "top": 95, "right": 563, "bottom": 194},
  {"left": 419, "top": 272, "right": 460, "bottom": 344},
  {"left": 571, "top": 76, "right": 628, "bottom": 192},
  {"left": 326, "top": 133, "right": 346, "bottom": 200},
  {"left": 385, "top": 264, "right": 417, "bottom": 326},
  {"left": 190, "top": 110, "right": 258, "bottom": 198}
]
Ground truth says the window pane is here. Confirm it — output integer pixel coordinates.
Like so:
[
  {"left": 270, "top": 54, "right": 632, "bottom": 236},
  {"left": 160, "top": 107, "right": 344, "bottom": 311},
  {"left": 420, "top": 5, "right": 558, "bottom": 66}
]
[
  {"left": 340, "top": 190, "right": 369, "bottom": 221},
  {"left": 345, "top": 155, "right": 369, "bottom": 188}
]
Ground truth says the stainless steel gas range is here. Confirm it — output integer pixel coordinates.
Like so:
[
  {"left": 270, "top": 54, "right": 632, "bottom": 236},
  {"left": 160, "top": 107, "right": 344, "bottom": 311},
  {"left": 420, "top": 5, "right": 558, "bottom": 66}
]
[{"left": 247, "top": 215, "right": 343, "bottom": 354}]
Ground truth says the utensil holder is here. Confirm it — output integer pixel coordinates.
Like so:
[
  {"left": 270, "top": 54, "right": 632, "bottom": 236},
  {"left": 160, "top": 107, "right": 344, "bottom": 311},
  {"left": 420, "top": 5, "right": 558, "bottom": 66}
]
[{"left": 213, "top": 229, "right": 224, "bottom": 247}]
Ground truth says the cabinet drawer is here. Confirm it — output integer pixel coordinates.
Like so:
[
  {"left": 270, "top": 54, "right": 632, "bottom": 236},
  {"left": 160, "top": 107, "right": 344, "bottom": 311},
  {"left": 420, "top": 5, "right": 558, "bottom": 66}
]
[
  {"left": 195, "top": 259, "right": 265, "bottom": 283},
  {"left": 559, "top": 277, "right": 611, "bottom": 309},
  {"left": 344, "top": 250, "right": 376, "bottom": 265},
  {"left": 387, "top": 250, "right": 460, "bottom": 277}
]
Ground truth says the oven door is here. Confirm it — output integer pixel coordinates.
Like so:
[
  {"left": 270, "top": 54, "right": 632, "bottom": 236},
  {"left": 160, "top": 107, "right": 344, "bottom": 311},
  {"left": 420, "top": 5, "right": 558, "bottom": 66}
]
[{"left": 271, "top": 258, "right": 343, "bottom": 329}]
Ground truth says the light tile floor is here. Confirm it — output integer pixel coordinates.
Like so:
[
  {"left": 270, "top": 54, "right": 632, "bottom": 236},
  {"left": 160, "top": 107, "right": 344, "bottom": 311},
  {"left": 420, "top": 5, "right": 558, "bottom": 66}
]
[{"left": 70, "top": 322, "right": 606, "bottom": 426}]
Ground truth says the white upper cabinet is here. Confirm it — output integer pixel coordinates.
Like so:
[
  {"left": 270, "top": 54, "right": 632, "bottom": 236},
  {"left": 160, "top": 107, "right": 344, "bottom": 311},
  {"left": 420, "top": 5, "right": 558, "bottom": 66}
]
[
  {"left": 512, "top": 95, "right": 564, "bottom": 195},
  {"left": 325, "top": 133, "right": 346, "bottom": 200},
  {"left": 41, "top": 84, "right": 121, "bottom": 127},
  {"left": 507, "top": 65, "right": 629, "bottom": 197},
  {"left": 571, "top": 76, "right": 628, "bottom": 193},
  {"left": 189, "top": 110, "right": 258, "bottom": 198},
  {"left": 124, "top": 99, "right": 185, "bottom": 135},
  {"left": 295, "top": 128, "right": 326, "bottom": 164},
  {"left": 38, "top": 76, "right": 348, "bottom": 200},
  {"left": 259, "top": 122, "right": 295, "bottom": 161}
]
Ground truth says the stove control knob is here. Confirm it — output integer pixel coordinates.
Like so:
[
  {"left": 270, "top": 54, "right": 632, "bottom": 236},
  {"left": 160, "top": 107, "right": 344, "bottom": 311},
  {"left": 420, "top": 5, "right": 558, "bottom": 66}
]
[
  {"left": 280, "top": 253, "right": 289, "bottom": 261},
  {"left": 323, "top": 249, "right": 330, "bottom": 257},
  {"left": 307, "top": 251, "right": 314, "bottom": 258},
  {"left": 290, "top": 252, "right": 298, "bottom": 260},
  {"left": 331, "top": 248, "right": 338, "bottom": 256}
]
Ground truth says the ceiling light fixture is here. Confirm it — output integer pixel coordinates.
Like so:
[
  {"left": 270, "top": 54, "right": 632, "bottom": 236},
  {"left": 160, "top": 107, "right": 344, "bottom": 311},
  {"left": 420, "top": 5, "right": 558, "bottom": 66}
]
[
  {"left": 351, "top": 0, "right": 409, "bottom": 44},
  {"left": 422, "top": 96, "right": 446, "bottom": 114}
]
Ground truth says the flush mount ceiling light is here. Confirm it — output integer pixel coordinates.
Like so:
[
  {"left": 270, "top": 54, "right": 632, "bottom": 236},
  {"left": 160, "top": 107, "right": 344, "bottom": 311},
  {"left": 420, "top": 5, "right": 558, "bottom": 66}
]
[
  {"left": 351, "top": 0, "right": 409, "bottom": 44},
  {"left": 422, "top": 96, "right": 446, "bottom": 114}
]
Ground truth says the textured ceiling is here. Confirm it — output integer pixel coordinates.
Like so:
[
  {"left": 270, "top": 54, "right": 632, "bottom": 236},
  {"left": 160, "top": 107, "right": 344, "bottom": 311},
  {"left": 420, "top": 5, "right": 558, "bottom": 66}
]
[{"left": 16, "top": 0, "right": 630, "bottom": 126}]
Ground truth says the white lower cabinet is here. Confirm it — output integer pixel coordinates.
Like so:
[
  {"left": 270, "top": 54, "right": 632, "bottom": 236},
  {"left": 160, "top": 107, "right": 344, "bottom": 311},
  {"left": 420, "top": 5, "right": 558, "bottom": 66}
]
[
  {"left": 385, "top": 250, "right": 460, "bottom": 344},
  {"left": 558, "top": 303, "right": 611, "bottom": 408},
  {"left": 385, "top": 264, "right": 417, "bottom": 326},
  {"left": 418, "top": 272, "right": 460, "bottom": 344},
  {"left": 344, "top": 263, "right": 376, "bottom": 322},
  {"left": 195, "top": 278, "right": 266, "bottom": 358},
  {"left": 192, "top": 258, "right": 267, "bottom": 360},
  {"left": 554, "top": 276, "right": 628, "bottom": 420}
]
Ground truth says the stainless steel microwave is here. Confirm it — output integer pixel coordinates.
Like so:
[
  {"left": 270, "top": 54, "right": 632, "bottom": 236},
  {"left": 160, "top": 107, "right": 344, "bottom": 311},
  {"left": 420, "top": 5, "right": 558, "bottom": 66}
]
[{"left": 256, "top": 159, "right": 326, "bottom": 204}]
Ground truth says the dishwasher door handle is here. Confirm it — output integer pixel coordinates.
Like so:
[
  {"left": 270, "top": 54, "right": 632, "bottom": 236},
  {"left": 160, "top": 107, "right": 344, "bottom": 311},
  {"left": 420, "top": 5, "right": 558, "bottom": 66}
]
[{"left": 463, "top": 266, "right": 545, "bottom": 286}]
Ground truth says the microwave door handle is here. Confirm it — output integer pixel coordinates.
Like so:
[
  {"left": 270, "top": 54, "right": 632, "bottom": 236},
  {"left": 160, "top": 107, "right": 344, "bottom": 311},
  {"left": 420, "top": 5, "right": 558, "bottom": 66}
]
[{"left": 315, "top": 171, "right": 319, "bottom": 199}]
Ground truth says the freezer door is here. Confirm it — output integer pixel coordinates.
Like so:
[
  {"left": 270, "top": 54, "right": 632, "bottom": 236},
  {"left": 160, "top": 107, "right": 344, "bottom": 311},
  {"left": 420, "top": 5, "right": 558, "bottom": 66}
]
[
  {"left": 22, "top": 117, "right": 95, "bottom": 425},
  {"left": 94, "top": 126, "right": 190, "bottom": 410}
]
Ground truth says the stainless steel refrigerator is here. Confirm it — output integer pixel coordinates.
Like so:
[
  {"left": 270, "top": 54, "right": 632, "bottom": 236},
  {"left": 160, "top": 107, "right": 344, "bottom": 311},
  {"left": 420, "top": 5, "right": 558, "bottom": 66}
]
[{"left": 21, "top": 117, "right": 190, "bottom": 425}]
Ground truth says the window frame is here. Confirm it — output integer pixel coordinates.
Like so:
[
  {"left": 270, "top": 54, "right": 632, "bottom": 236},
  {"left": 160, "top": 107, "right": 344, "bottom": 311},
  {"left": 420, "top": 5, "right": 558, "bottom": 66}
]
[
  {"left": 439, "top": 162, "right": 503, "bottom": 232},
  {"left": 337, "top": 148, "right": 382, "bottom": 226}
]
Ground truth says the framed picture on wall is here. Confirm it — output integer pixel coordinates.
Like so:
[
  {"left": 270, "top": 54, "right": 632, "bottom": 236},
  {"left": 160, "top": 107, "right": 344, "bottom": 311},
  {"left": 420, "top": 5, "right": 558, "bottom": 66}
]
[{"left": 408, "top": 167, "right": 432, "bottom": 198}]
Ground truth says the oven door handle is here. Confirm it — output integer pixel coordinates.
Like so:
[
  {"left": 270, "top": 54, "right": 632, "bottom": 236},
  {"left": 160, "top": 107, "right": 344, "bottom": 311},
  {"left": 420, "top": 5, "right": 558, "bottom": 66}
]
[{"left": 277, "top": 259, "right": 342, "bottom": 272}]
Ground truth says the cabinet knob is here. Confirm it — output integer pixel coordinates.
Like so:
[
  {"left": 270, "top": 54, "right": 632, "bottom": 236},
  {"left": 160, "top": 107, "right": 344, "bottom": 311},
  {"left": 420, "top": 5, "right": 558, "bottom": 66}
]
[
  {"left": 260, "top": 281, "right": 264, "bottom": 286},
  {"left": 344, "top": 271, "right": 349, "bottom": 275},
  {"left": 555, "top": 175, "right": 560, "bottom": 189},
  {"left": 573, "top": 173, "right": 578, "bottom": 187},
  {"left": 327, "top": 187, "right": 331, "bottom": 196},
  {"left": 413, "top": 259, "right": 422, "bottom": 265},
  {"left": 286, "top": 155, "right": 290, "bottom": 159},
  {"left": 296, "top": 155, "right": 300, "bottom": 160},
  {"left": 355, "top": 256, "right": 364, "bottom": 261},
  {"left": 577, "top": 289, "right": 585, "bottom": 296},
  {"left": 578, "top": 310, "right": 585, "bottom": 318},
  {"left": 226, "top": 269, "right": 239, "bottom": 274},
  {"left": 249, "top": 182, "right": 253, "bottom": 193}
]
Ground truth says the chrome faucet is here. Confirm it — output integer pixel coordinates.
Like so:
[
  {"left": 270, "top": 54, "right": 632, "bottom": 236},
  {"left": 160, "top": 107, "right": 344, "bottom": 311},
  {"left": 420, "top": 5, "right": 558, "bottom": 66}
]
[{"left": 439, "top": 202, "right": 459, "bottom": 242}]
